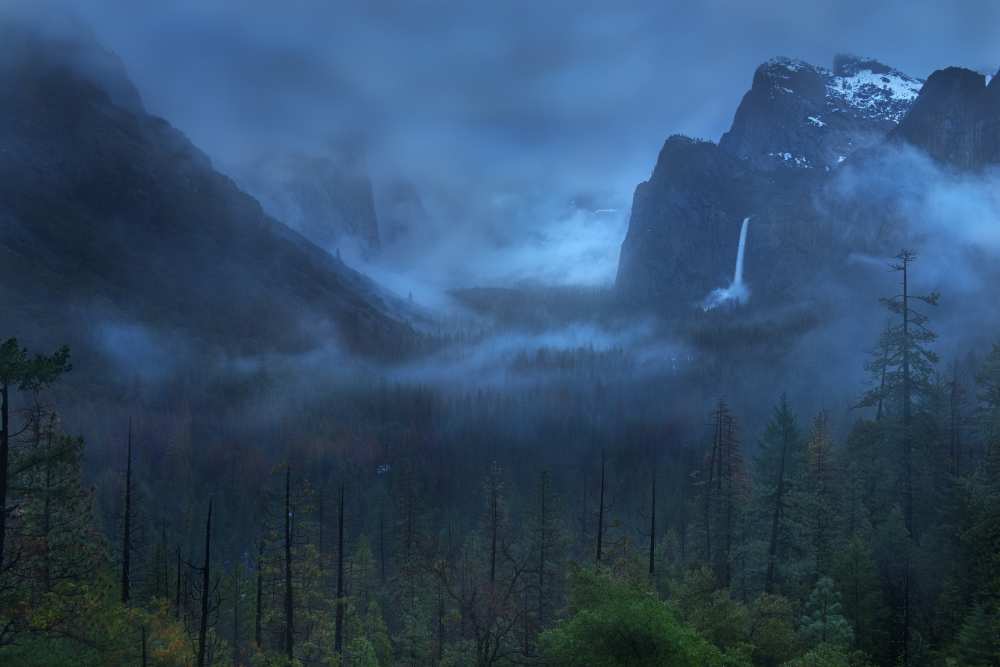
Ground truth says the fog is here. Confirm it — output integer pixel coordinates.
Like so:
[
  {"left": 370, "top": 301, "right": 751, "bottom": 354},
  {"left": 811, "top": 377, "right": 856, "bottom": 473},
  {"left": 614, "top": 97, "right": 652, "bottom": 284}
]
[
  {"left": 5, "top": 0, "right": 1000, "bottom": 449},
  {"left": 55, "top": 0, "right": 1000, "bottom": 289}
]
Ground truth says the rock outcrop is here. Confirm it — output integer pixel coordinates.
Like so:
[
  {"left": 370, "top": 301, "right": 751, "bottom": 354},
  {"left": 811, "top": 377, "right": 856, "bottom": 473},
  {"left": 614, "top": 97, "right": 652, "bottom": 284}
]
[{"left": 894, "top": 66, "right": 1000, "bottom": 169}]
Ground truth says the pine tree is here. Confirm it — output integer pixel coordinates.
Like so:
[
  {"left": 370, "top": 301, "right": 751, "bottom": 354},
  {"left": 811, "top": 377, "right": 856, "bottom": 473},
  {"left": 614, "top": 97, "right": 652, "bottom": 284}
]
[
  {"left": 806, "top": 412, "right": 837, "bottom": 580},
  {"left": 860, "top": 250, "right": 939, "bottom": 537},
  {"left": 859, "top": 251, "right": 938, "bottom": 667},
  {"left": 976, "top": 342, "right": 1000, "bottom": 446},
  {"left": 0, "top": 339, "right": 70, "bottom": 572},
  {"left": 756, "top": 396, "right": 802, "bottom": 594},
  {"left": 14, "top": 417, "right": 98, "bottom": 588},
  {"left": 832, "top": 534, "right": 886, "bottom": 658},
  {"left": 800, "top": 576, "right": 854, "bottom": 649},
  {"left": 952, "top": 604, "right": 1000, "bottom": 666},
  {"left": 698, "top": 403, "right": 747, "bottom": 588}
]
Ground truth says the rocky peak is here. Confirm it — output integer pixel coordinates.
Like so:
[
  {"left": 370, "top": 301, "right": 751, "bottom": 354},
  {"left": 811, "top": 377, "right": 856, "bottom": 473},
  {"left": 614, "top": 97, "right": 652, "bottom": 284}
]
[
  {"left": 832, "top": 55, "right": 894, "bottom": 77},
  {"left": 894, "top": 66, "right": 1000, "bottom": 169},
  {"left": 720, "top": 55, "right": 921, "bottom": 172},
  {"left": 826, "top": 54, "right": 922, "bottom": 123},
  {"left": 755, "top": 57, "right": 829, "bottom": 100}
]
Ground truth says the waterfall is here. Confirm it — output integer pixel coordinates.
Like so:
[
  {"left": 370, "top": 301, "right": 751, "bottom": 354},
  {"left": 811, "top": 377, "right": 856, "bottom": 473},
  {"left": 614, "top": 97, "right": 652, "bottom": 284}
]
[
  {"left": 732, "top": 216, "right": 750, "bottom": 290},
  {"left": 701, "top": 216, "right": 752, "bottom": 311}
]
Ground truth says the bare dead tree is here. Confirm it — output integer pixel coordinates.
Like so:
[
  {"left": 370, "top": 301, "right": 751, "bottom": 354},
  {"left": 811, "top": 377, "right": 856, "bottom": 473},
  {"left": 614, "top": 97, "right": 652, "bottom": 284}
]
[
  {"left": 334, "top": 482, "right": 345, "bottom": 655},
  {"left": 196, "top": 498, "right": 213, "bottom": 667},
  {"left": 121, "top": 418, "right": 133, "bottom": 605}
]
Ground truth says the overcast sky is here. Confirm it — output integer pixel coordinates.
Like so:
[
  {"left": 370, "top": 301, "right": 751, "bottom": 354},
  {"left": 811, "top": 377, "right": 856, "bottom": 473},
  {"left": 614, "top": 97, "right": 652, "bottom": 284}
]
[{"left": 44, "top": 1, "right": 1000, "bottom": 285}]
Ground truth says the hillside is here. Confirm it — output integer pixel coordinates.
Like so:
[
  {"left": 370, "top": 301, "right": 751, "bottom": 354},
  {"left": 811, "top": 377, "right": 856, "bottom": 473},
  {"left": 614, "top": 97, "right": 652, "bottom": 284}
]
[{"left": 0, "top": 18, "right": 416, "bottom": 361}]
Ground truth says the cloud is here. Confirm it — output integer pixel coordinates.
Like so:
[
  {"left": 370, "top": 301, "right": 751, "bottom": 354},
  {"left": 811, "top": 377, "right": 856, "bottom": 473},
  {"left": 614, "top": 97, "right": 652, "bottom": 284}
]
[{"left": 19, "top": 0, "right": 994, "bottom": 290}]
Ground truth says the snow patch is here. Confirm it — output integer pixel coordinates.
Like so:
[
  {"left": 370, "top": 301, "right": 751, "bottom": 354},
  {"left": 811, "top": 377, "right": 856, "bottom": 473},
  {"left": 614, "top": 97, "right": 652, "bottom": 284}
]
[
  {"left": 768, "top": 152, "right": 812, "bottom": 168},
  {"left": 766, "top": 57, "right": 811, "bottom": 73},
  {"left": 826, "top": 67, "right": 922, "bottom": 123},
  {"left": 763, "top": 56, "right": 922, "bottom": 125}
]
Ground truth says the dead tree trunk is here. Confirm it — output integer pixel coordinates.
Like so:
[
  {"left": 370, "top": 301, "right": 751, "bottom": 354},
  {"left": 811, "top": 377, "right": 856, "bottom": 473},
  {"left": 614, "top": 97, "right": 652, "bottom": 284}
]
[
  {"left": 175, "top": 546, "right": 182, "bottom": 620},
  {"left": 283, "top": 466, "right": 295, "bottom": 661},
  {"left": 196, "top": 499, "right": 213, "bottom": 667},
  {"left": 648, "top": 460, "right": 656, "bottom": 576},
  {"left": 765, "top": 409, "right": 791, "bottom": 594},
  {"left": 121, "top": 418, "right": 133, "bottom": 605},
  {"left": 334, "top": 483, "right": 346, "bottom": 655},
  {"left": 538, "top": 470, "right": 548, "bottom": 629},
  {"left": 596, "top": 449, "right": 606, "bottom": 564},
  {"left": 0, "top": 379, "right": 8, "bottom": 569},
  {"left": 255, "top": 538, "right": 264, "bottom": 649},
  {"left": 232, "top": 565, "right": 241, "bottom": 667}
]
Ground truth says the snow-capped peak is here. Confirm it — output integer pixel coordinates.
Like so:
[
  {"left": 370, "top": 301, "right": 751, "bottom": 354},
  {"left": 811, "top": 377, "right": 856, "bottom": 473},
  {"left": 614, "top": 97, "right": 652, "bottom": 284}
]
[
  {"left": 826, "top": 56, "right": 923, "bottom": 123},
  {"left": 760, "top": 55, "right": 923, "bottom": 125},
  {"left": 764, "top": 56, "right": 815, "bottom": 73}
]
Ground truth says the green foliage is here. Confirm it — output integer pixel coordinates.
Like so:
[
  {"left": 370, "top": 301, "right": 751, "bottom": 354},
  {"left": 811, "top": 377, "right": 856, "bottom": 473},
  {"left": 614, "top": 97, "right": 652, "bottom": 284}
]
[
  {"left": 344, "top": 636, "right": 380, "bottom": 667},
  {"left": 672, "top": 566, "right": 751, "bottom": 653},
  {"left": 976, "top": 342, "right": 1000, "bottom": 442},
  {"left": 947, "top": 604, "right": 1000, "bottom": 666},
  {"left": 0, "top": 572, "right": 192, "bottom": 666},
  {"left": 782, "top": 643, "right": 874, "bottom": 667},
  {"left": 539, "top": 566, "right": 744, "bottom": 667},
  {"left": 747, "top": 593, "right": 798, "bottom": 666},
  {"left": 831, "top": 535, "right": 887, "bottom": 657},
  {"left": 0, "top": 338, "right": 71, "bottom": 392},
  {"left": 2, "top": 328, "right": 999, "bottom": 666},
  {"left": 756, "top": 396, "right": 804, "bottom": 486},
  {"left": 346, "top": 600, "right": 391, "bottom": 667},
  {"left": 799, "top": 577, "right": 854, "bottom": 650}
]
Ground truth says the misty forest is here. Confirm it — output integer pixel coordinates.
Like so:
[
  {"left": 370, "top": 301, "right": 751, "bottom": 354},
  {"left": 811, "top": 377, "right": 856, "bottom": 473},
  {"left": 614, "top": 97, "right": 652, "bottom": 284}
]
[{"left": 2, "top": 2, "right": 1000, "bottom": 666}]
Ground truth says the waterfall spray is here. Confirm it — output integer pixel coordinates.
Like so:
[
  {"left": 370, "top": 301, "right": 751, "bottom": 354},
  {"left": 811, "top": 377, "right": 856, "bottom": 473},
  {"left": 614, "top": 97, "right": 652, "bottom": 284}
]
[{"left": 702, "top": 216, "right": 752, "bottom": 311}]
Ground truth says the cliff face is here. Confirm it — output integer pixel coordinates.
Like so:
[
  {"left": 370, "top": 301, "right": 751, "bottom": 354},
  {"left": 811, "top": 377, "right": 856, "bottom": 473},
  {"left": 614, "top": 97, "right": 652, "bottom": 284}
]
[
  {"left": 0, "top": 19, "right": 413, "bottom": 358},
  {"left": 616, "top": 56, "right": 999, "bottom": 313},
  {"left": 893, "top": 67, "right": 1000, "bottom": 169},
  {"left": 615, "top": 136, "right": 828, "bottom": 310}
]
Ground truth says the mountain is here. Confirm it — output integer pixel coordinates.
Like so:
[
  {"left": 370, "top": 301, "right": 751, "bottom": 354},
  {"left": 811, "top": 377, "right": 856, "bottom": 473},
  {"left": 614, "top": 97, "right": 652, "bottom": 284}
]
[
  {"left": 893, "top": 66, "right": 1000, "bottom": 169},
  {"left": 616, "top": 55, "right": 999, "bottom": 313},
  {"left": 238, "top": 149, "right": 382, "bottom": 255},
  {"left": 720, "top": 55, "right": 922, "bottom": 171},
  {"left": 376, "top": 179, "right": 431, "bottom": 248},
  {"left": 0, "top": 17, "right": 414, "bottom": 359},
  {"left": 615, "top": 135, "right": 828, "bottom": 310}
]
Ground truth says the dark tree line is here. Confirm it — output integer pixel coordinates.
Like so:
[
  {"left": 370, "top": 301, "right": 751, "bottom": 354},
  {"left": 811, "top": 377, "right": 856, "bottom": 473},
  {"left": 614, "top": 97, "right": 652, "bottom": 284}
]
[{"left": 0, "top": 250, "right": 998, "bottom": 665}]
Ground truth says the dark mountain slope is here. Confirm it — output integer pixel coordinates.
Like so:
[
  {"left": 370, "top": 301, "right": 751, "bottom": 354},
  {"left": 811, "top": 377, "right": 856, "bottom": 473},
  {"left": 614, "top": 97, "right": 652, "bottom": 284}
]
[
  {"left": 0, "top": 19, "right": 415, "bottom": 359},
  {"left": 238, "top": 149, "right": 383, "bottom": 255}
]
